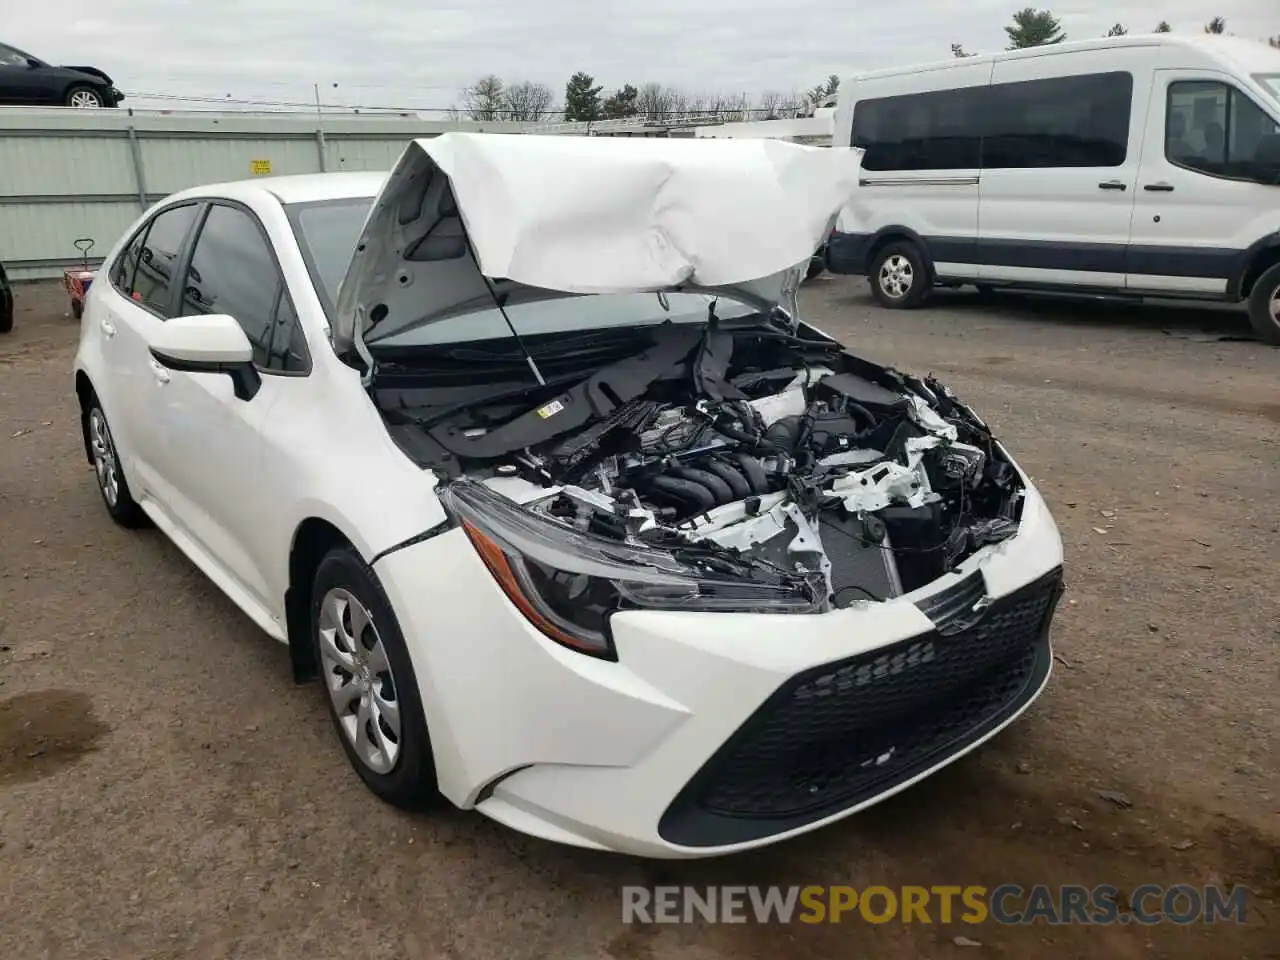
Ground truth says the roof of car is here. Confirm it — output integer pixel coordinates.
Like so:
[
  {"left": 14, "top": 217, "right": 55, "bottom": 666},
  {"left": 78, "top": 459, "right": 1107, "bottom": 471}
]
[
  {"left": 849, "top": 34, "right": 1280, "bottom": 81},
  {"left": 170, "top": 171, "right": 388, "bottom": 206}
]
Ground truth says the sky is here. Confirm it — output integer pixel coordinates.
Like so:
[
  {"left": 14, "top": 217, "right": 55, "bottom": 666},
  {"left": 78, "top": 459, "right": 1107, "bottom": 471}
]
[{"left": 5, "top": 0, "right": 1277, "bottom": 114}]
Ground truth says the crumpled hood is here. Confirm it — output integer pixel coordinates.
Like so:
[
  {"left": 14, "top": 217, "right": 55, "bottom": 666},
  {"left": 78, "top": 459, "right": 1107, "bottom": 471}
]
[{"left": 332, "top": 133, "right": 859, "bottom": 352}]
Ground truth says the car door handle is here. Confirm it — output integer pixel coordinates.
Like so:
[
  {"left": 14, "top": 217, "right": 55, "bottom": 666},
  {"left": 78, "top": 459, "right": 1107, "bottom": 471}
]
[
  {"left": 99, "top": 317, "right": 116, "bottom": 338},
  {"left": 148, "top": 358, "right": 171, "bottom": 385},
  {"left": 1098, "top": 180, "right": 1127, "bottom": 191},
  {"left": 1144, "top": 182, "right": 1175, "bottom": 192}
]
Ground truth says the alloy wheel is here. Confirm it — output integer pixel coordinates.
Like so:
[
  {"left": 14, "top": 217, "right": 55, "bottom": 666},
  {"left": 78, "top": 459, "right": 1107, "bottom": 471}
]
[
  {"left": 879, "top": 254, "right": 914, "bottom": 300},
  {"left": 318, "top": 587, "right": 402, "bottom": 775},
  {"left": 88, "top": 409, "right": 119, "bottom": 507},
  {"left": 1270, "top": 283, "right": 1279, "bottom": 325},
  {"left": 69, "top": 90, "right": 102, "bottom": 108}
]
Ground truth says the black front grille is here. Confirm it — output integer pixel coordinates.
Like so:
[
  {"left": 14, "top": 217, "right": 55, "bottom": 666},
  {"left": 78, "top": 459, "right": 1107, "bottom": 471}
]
[{"left": 659, "top": 567, "right": 1063, "bottom": 848}]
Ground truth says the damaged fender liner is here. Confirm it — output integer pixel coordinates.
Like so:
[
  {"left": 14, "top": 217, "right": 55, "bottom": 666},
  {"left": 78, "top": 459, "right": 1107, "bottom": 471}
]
[{"left": 657, "top": 566, "right": 1064, "bottom": 847}]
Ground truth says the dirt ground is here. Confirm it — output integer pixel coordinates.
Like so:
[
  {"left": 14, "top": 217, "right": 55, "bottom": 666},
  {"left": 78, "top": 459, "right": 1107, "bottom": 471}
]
[{"left": 1, "top": 278, "right": 1276, "bottom": 959}]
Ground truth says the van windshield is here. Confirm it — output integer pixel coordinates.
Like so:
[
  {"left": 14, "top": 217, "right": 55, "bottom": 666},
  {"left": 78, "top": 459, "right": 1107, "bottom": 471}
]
[{"left": 1256, "top": 75, "right": 1280, "bottom": 102}]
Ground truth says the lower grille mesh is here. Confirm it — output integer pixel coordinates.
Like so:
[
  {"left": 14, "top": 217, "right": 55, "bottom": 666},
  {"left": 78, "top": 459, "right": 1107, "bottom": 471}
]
[{"left": 659, "top": 567, "right": 1062, "bottom": 845}]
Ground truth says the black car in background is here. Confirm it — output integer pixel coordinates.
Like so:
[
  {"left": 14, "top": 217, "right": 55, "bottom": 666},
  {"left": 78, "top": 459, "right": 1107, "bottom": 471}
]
[
  {"left": 0, "top": 42, "right": 123, "bottom": 107},
  {"left": 0, "top": 260, "right": 13, "bottom": 334}
]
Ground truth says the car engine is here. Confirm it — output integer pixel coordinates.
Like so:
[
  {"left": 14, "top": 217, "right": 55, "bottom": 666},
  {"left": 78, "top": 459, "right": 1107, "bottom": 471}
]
[{"left": 378, "top": 315, "right": 1025, "bottom": 608}]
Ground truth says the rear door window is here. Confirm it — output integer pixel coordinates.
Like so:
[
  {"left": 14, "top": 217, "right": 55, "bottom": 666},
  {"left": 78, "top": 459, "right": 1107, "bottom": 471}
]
[
  {"left": 110, "top": 223, "right": 150, "bottom": 294},
  {"left": 128, "top": 204, "right": 200, "bottom": 316}
]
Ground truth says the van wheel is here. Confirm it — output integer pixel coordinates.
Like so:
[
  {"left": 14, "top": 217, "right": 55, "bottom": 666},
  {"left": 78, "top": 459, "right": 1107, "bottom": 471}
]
[
  {"left": 1246, "top": 263, "right": 1280, "bottom": 346},
  {"left": 869, "top": 242, "right": 929, "bottom": 309}
]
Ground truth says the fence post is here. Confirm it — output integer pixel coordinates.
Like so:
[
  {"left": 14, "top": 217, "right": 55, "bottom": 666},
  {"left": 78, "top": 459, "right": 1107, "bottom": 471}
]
[
  {"left": 315, "top": 128, "right": 328, "bottom": 172},
  {"left": 126, "top": 126, "right": 148, "bottom": 210}
]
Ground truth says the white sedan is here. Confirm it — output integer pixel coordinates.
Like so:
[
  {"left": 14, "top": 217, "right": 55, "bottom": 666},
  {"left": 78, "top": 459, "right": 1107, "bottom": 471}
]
[{"left": 73, "top": 133, "right": 1064, "bottom": 858}]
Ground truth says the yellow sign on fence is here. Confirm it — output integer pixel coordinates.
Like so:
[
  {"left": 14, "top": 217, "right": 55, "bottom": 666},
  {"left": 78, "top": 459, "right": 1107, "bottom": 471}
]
[{"left": 250, "top": 159, "right": 272, "bottom": 176}]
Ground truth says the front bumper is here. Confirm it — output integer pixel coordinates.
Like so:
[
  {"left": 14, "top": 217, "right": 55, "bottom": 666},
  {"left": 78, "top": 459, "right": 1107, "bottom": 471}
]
[{"left": 374, "top": 472, "right": 1064, "bottom": 858}]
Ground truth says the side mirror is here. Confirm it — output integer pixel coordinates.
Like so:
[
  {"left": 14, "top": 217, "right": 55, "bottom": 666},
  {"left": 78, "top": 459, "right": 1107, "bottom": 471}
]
[
  {"left": 149, "top": 314, "right": 261, "bottom": 401},
  {"left": 25, "top": 58, "right": 41, "bottom": 69}
]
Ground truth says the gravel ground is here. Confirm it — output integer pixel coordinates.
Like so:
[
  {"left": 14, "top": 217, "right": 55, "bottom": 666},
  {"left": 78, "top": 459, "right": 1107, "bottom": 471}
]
[{"left": 1, "top": 277, "right": 1277, "bottom": 959}]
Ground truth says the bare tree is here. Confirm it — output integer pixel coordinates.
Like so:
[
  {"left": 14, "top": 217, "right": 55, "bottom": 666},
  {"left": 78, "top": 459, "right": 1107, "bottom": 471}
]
[
  {"left": 777, "top": 92, "right": 802, "bottom": 118},
  {"left": 502, "top": 81, "right": 554, "bottom": 121},
  {"left": 636, "top": 82, "right": 676, "bottom": 120},
  {"left": 721, "top": 92, "right": 751, "bottom": 122},
  {"left": 703, "top": 92, "right": 750, "bottom": 121},
  {"left": 461, "top": 74, "right": 505, "bottom": 121},
  {"left": 756, "top": 90, "right": 783, "bottom": 119},
  {"left": 1204, "top": 16, "right": 1226, "bottom": 34},
  {"left": 1105, "top": 23, "right": 1127, "bottom": 36},
  {"left": 951, "top": 42, "right": 976, "bottom": 57}
]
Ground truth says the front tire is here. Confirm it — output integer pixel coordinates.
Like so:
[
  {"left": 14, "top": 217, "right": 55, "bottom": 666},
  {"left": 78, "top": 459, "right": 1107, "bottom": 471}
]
[
  {"left": 311, "top": 546, "right": 440, "bottom": 809},
  {"left": 1246, "top": 262, "right": 1280, "bottom": 346},
  {"left": 86, "top": 402, "right": 147, "bottom": 527},
  {"left": 869, "top": 241, "right": 930, "bottom": 309},
  {"left": 66, "top": 86, "right": 104, "bottom": 108}
]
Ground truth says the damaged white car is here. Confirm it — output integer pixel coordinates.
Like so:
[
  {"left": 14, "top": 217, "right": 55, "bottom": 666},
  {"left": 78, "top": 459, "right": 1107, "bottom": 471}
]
[{"left": 73, "top": 133, "right": 1064, "bottom": 857}]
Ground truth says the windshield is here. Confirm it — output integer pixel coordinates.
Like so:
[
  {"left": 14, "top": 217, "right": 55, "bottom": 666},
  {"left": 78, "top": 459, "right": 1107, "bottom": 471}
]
[
  {"left": 372, "top": 291, "right": 757, "bottom": 350},
  {"left": 1256, "top": 74, "right": 1280, "bottom": 102},
  {"left": 285, "top": 197, "right": 375, "bottom": 316}
]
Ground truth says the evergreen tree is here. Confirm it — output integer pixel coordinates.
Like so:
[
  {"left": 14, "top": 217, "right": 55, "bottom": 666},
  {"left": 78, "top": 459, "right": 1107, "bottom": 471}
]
[
  {"left": 1005, "top": 7, "right": 1067, "bottom": 48},
  {"left": 563, "top": 72, "right": 603, "bottom": 122}
]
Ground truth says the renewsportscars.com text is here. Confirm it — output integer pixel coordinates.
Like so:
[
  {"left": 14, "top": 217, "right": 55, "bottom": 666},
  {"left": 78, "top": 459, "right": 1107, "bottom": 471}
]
[{"left": 622, "top": 884, "right": 1248, "bottom": 926}]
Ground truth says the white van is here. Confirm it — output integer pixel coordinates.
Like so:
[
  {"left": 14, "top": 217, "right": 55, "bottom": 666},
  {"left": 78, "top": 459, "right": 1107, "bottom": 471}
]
[{"left": 826, "top": 35, "right": 1280, "bottom": 343}]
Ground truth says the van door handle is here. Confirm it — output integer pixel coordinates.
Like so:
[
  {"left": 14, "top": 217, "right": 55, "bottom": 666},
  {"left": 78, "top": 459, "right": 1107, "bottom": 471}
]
[
  {"left": 1144, "top": 182, "right": 1175, "bottom": 192},
  {"left": 99, "top": 317, "right": 116, "bottom": 338},
  {"left": 1098, "top": 180, "right": 1127, "bottom": 191}
]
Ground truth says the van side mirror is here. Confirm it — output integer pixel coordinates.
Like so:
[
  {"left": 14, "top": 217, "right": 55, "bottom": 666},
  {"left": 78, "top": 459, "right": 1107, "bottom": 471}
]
[{"left": 148, "top": 314, "right": 262, "bottom": 401}]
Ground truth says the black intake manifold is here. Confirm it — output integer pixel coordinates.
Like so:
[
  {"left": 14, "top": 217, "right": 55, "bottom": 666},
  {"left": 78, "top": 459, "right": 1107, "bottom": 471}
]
[{"left": 630, "top": 453, "right": 770, "bottom": 518}]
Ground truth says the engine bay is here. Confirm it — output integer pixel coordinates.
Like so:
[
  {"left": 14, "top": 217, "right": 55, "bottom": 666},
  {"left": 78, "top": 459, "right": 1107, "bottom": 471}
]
[{"left": 375, "top": 309, "right": 1025, "bottom": 609}]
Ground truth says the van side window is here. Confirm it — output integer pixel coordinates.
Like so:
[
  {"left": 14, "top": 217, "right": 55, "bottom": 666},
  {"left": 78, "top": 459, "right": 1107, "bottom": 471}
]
[
  {"left": 1166, "top": 81, "right": 1280, "bottom": 182},
  {"left": 983, "top": 72, "right": 1133, "bottom": 169},
  {"left": 853, "top": 72, "right": 1133, "bottom": 172},
  {"left": 853, "top": 87, "right": 984, "bottom": 171}
]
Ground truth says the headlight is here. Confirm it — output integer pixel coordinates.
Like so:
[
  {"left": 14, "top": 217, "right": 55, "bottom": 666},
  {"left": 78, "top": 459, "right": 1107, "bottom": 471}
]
[{"left": 441, "top": 479, "right": 823, "bottom": 659}]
